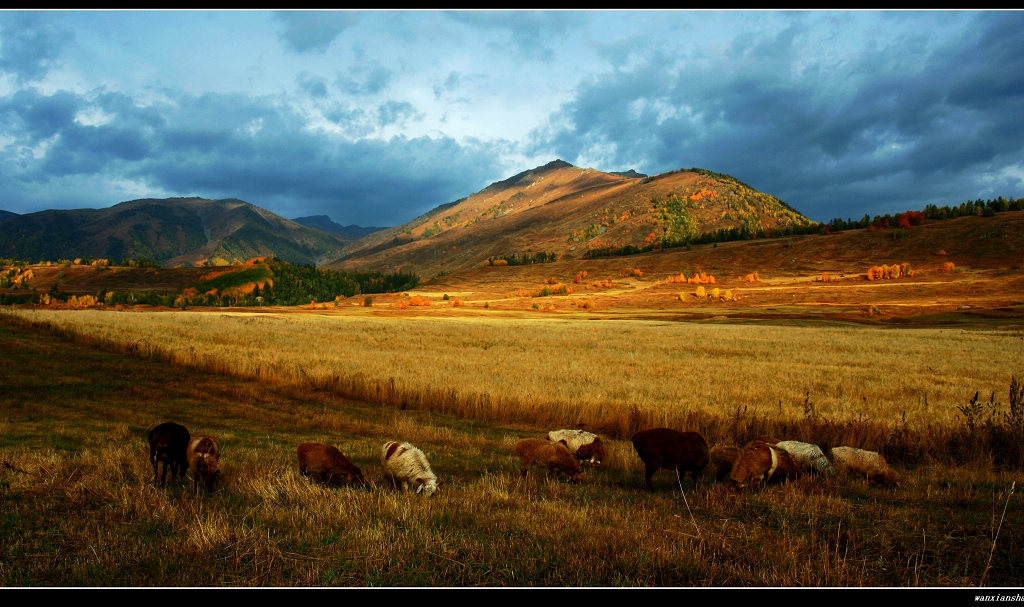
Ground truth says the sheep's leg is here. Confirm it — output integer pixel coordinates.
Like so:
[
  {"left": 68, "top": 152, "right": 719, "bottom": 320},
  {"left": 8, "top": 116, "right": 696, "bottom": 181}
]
[{"left": 644, "top": 463, "right": 657, "bottom": 491}]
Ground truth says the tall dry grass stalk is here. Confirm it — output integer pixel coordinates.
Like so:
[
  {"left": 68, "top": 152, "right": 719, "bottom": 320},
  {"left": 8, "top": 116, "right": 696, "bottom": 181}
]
[{"left": 4, "top": 307, "right": 1021, "bottom": 450}]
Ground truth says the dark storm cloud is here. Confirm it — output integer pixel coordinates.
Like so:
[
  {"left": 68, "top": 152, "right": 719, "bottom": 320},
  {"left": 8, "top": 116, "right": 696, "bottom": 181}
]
[
  {"left": 0, "top": 87, "right": 503, "bottom": 226},
  {"left": 273, "top": 10, "right": 362, "bottom": 54},
  {"left": 530, "top": 12, "right": 1024, "bottom": 222},
  {"left": 0, "top": 12, "right": 72, "bottom": 83}
]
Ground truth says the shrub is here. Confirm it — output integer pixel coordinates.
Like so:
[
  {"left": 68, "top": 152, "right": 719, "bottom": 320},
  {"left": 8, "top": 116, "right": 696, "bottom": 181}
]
[{"left": 363, "top": 296, "right": 373, "bottom": 307}]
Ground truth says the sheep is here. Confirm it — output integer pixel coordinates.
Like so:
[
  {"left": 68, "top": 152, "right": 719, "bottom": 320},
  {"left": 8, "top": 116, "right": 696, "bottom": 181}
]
[
  {"left": 515, "top": 438, "right": 583, "bottom": 482},
  {"left": 381, "top": 441, "right": 438, "bottom": 496},
  {"left": 631, "top": 428, "right": 709, "bottom": 491},
  {"left": 775, "top": 440, "right": 835, "bottom": 475},
  {"left": 830, "top": 446, "right": 897, "bottom": 486},
  {"left": 709, "top": 445, "right": 740, "bottom": 481},
  {"left": 298, "top": 442, "right": 366, "bottom": 488},
  {"left": 727, "top": 440, "right": 802, "bottom": 491},
  {"left": 148, "top": 422, "right": 190, "bottom": 488},
  {"left": 546, "top": 429, "right": 606, "bottom": 466},
  {"left": 186, "top": 435, "right": 222, "bottom": 492}
]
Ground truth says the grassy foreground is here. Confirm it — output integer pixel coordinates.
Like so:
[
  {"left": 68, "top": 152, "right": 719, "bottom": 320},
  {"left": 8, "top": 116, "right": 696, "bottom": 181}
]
[{"left": 0, "top": 312, "right": 1021, "bottom": 587}]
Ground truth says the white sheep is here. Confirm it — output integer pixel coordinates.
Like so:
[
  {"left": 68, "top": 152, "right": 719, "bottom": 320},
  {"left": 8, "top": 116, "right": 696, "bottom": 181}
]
[
  {"left": 381, "top": 441, "right": 438, "bottom": 496},
  {"left": 775, "top": 440, "right": 835, "bottom": 475},
  {"left": 830, "top": 446, "right": 897, "bottom": 486},
  {"left": 546, "top": 429, "right": 606, "bottom": 465}
]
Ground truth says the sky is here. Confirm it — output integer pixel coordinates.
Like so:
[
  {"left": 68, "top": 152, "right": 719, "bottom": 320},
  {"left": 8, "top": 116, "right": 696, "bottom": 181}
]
[{"left": 1, "top": 9, "right": 1022, "bottom": 227}]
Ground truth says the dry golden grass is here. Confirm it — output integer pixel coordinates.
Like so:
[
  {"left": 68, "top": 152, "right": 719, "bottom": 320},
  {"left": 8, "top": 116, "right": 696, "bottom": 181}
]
[
  {"left": 1, "top": 313, "right": 1021, "bottom": 587},
  {"left": 4, "top": 307, "right": 1021, "bottom": 449}
]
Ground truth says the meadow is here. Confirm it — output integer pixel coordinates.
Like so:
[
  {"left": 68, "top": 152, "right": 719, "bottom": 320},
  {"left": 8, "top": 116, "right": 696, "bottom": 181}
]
[{"left": 1, "top": 307, "right": 1021, "bottom": 587}]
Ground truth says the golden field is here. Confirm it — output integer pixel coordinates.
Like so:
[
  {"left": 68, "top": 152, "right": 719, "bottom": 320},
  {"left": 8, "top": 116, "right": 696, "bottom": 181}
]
[{"left": 4, "top": 306, "right": 1020, "bottom": 441}]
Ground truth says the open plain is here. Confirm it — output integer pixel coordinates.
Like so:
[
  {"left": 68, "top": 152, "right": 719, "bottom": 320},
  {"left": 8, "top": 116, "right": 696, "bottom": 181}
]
[{"left": 2, "top": 214, "right": 1023, "bottom": 587}]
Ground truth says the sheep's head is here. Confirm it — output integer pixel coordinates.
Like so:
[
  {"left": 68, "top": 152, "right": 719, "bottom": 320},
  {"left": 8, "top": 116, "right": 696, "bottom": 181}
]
[
  {"left": 348, "top": 466, "right": 367, "bottom": 486},
  {"left": 416, "top": 478, "right": 438, "bottom": 496}
]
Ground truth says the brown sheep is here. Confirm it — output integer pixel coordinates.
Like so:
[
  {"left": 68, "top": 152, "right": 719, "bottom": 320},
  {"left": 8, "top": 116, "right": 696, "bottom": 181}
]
[
  {"left": 298, "top": 443, "right": 366, "bottom": 487},
  {"left": 728, "top": 440, "right": 802, "bottom": 491},
  {"left": 186, "top": 435, "right": 222, "bottom": 492},
  {"left": 830, "top": 446, "right": 897, "bottom": 486},
  {"left": 515, "top": 438, "right": 582, "bottom": 483},
  {"left": 709, "top": 445, "right": 740, "bottom": 481},
  {"left": 631, "top": 428, "right": 709, "bottom": 491},
  {"left": 148, "top": 422, "right": 190, "bottom": 488}
]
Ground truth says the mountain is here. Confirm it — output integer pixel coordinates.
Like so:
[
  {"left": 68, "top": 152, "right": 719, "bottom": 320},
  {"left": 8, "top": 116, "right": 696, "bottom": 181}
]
[
  {"left": 291, "top": 215, "right": 388, "bottom": 240},
  {"left": 327, "top": 160, "right": 814, "bottom": 277},
  {"left": 0, "top": 197, "right": 350, "bottom": 267},
  {"left": 0, "top": 210, "right": 17, "bottom": 222}
]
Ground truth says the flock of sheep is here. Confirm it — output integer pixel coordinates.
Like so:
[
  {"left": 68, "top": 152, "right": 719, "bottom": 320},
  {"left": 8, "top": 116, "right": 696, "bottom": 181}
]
[{"left": 146, "top": 421, "right": 897, "bottom": 496}]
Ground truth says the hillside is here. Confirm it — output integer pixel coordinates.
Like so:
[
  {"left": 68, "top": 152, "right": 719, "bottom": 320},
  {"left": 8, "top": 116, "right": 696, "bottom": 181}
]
[
  {"left": 327, "top": 160, "right": 813, "bottom": 277},
  {"left": 0, "top": 198, "right": 350, "bottom": 268}
]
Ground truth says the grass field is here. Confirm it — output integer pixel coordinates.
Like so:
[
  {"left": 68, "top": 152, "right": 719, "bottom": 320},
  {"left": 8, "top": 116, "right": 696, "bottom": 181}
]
[{"left": 1, "top": 308, "right": 1022, "bottom": 587}]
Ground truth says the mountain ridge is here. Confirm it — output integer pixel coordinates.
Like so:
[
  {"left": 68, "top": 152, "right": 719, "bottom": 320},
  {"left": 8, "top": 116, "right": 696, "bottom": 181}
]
[
  {"left": 0, "top": 197, "right": 350, "bottom": 268},
  {"left": 327, "top": 160, "right": 814, "bottom": 277}
]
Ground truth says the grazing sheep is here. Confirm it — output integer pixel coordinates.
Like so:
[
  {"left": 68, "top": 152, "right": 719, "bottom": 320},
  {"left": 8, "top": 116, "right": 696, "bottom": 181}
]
[
  {"left": 728, "top": 440, "right": 802, "bottom": 491},
  {"left": 830, "top": 446, "right": 897, "bottom": 486},
  {"left": 546, "top": 429, "right": 606, "bottom": 466},
  {"left": 709, "top": 445, "right": 740, "bottom": 481},
  {"left": 775, "top": 440, "right": 835, "bottom": 475},
  {"left": 381, "top": 441, "right": 438, "bottom": 496},
  {"left": 148, "top": 422, "right": 190, "bottom": 488},
  {"left": 631, "top": 428, "right": 710, "bottom": 491},
  {"left": 297, "top": 442, "right": 366, "bottom": 487},
  {"left": 515, "top": 438, "right": 583, "bottom": 482},
  {"left": 772, "top": 448, "right": 803, "bottom": 482},
  {"left": 186, "top": 435, "right": 222, "bottom": 492}
]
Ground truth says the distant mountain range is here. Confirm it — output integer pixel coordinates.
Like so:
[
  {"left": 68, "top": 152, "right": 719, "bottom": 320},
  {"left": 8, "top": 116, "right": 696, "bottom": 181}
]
[
  {"left": 0, "top": 197, "right": 351, "bottom": 267},
  {"left": 291, "top": 215, "right": 388, "bottom": 240},
  {"left": 0, "top": 161, "right": 814, "bottom": 275}
]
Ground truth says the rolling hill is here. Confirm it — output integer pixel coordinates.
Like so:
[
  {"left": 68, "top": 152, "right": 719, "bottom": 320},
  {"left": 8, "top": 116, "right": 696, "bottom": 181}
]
[
  {"left": 0, "top": 197, "right": 351, "bottom": 268},
  {"left": 327, "top": 160, "right": 814, "bottom": 277}
]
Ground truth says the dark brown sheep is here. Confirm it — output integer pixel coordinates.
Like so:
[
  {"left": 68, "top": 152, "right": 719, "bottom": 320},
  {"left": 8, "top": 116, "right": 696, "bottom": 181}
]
[
  {"left": 631, "top": 428, "right": 709, "bottom": 491},
  {"left": 515, "top": 438, "right": 582, "bottom": 482},
  {"left": 709, "top": 445, "right": 740, "bottom": 481},
  {"left": 298, "top": 442, "right": 366, "bottom": 487},
  {"left": 186, "top": 435, "right": 221, "bottom": 492},
  {"left": 148, "top": 422, "right": 190, "bottom": 488}
]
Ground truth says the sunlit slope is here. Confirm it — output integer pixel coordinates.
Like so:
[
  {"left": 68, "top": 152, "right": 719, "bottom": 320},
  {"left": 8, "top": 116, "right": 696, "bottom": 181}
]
[{"left": 328, "top": 161, "right": 813, "bottom": 277}]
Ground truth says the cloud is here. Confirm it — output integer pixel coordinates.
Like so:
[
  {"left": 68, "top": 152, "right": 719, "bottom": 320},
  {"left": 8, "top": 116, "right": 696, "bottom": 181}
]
[
  {"left": 377, "top": 100, "right": 421, "bottom": 127},
  {"left": 273, "top": 10, "right": 361, "bottom": 54},
  {"left": 297, "top": 72, "right": 328, "bottom": 98},
  {"left": 0, "top": 12, "right": 73, "bottom": 84},
  {"left": 443, "top": 10, "right": 584, "bottom": 62},
  {"left": 336, "top": 65, "right": 393, "bottom": 96},
  {"left": 529, "top": 12, "right": 1024, "bottom": 221},
  {"left": 0, "top": 86, "right": 504, "bottom": 226}
]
